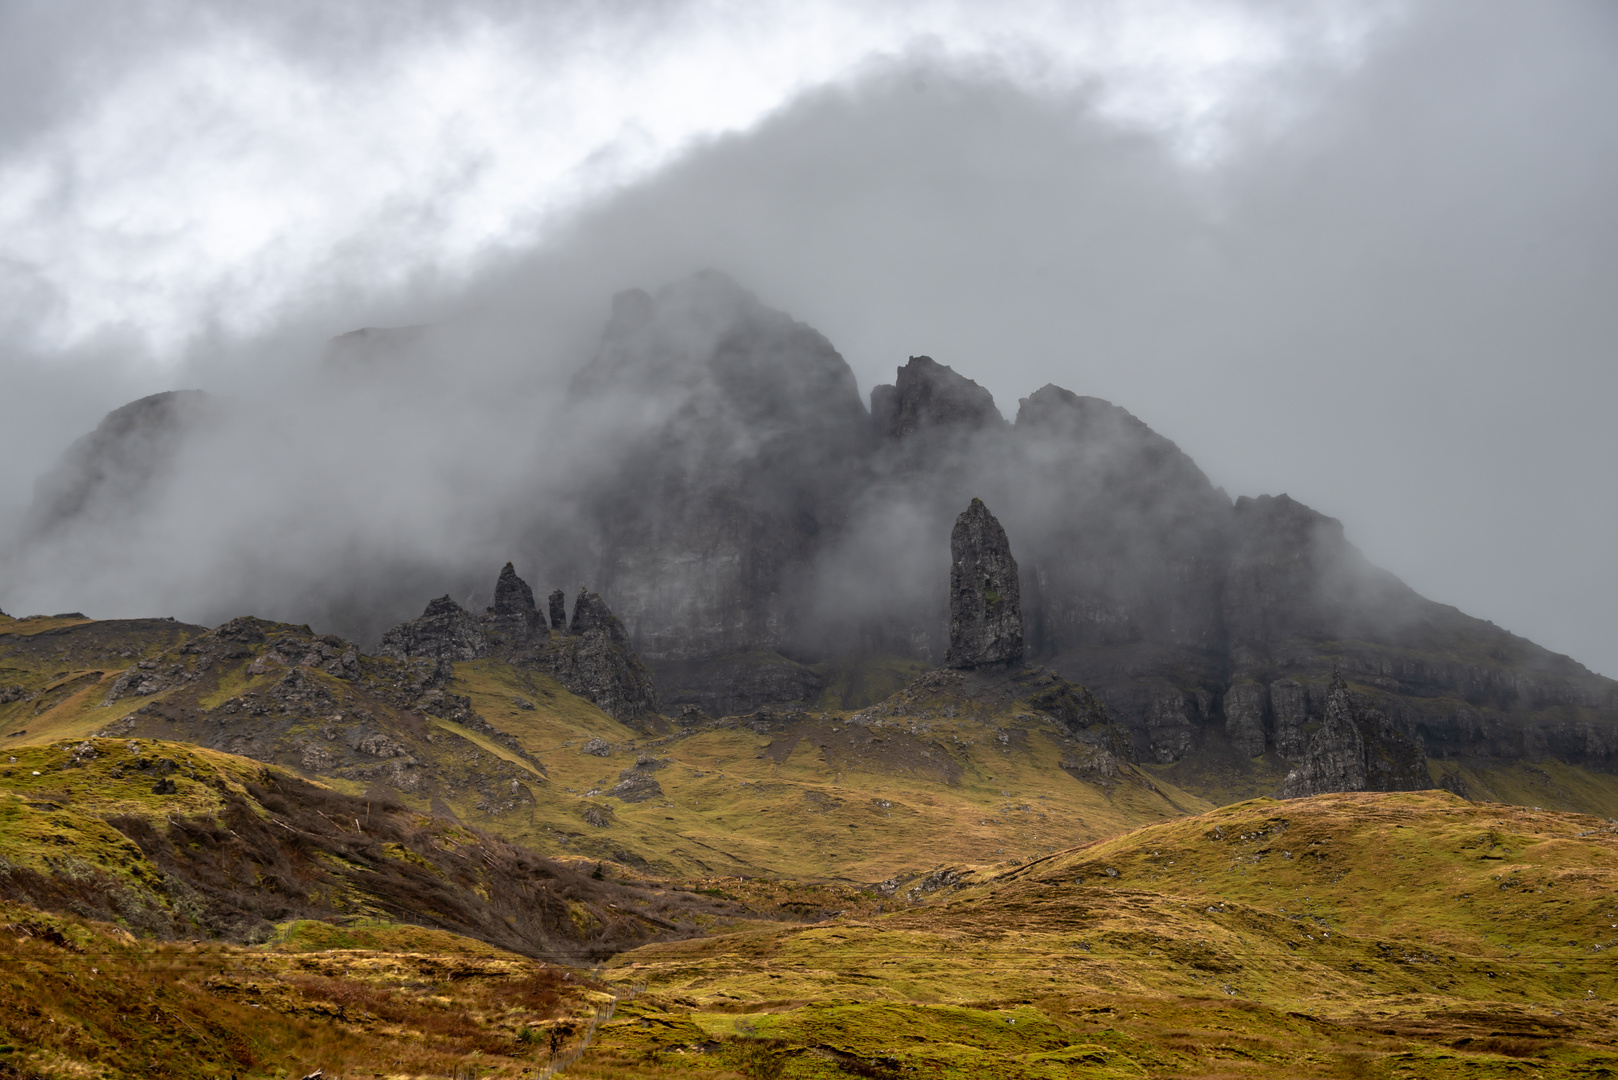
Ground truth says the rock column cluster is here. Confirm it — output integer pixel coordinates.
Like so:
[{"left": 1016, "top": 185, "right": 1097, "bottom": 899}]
[{"left": 376, "top": 565, "right": 661, "bottom": 727}]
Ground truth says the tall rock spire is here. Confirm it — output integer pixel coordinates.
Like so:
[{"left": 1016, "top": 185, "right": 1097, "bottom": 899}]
[
  {"left": 492, "top": 562, "right": 537, "bottom": 619},
  {"left": 485, "top": 561, "right": 544, "bottom": 643},
  {"left": 945, "top": 498, "right": 1024, "bottom": 669}
]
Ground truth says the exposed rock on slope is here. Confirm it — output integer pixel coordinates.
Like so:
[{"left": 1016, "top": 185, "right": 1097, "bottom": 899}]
[
  {"left": 0, "top": 612, "right": 548, "bottom": 820},
  {"left": 945, "top": 498, "right": 1023, "bottom": 669},
  {"left": 1281, "top": 674, "right": 1431, "bottom": 798},
  {"left": 871, "top": 355, "right": 1003, "bottom": 443},
  {"left": 553, "top": 283, "right": 1618, "bottom": 784},
  {"left": 487, "top": 560, "right": 543, "bottom": 641},
  {"left": 376, "top": 566, "right": 661, "bottom": 728},
  {"left": 377, "top": 595, "right": 487, "bottom": 663},
  {"left": 1220, "top": 493, "right": 1618, "bottom": 775},
  {"left": 550, "top": 587, "right": 661, "bottom": 727}
]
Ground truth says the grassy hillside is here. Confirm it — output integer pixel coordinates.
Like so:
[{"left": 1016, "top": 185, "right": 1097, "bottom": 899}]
[
  {"left": 571, "top": 791, "right": 1618, "bottom": 1078},
  {"left": 2, "top": 616, "right": 1209, "bottom": 882},
  {"left": 5, "top": 776, "right": 1618, "bottom": 1075},
  {"left": 0, "top": 737, "right": 750, "bottom": 959},
  {"left": 446, "top": 662, "right": 1210, "bottom": 881},
  {"left": 0, "top": 899, "right": 620, "bottom": 1079}
]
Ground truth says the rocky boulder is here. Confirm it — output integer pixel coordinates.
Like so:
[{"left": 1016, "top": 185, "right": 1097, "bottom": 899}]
[{"left": 945, "top": 498, "right": 1023, "bottom": 669}]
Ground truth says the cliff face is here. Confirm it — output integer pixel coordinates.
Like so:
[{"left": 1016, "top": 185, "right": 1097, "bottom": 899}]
[
  {"left": 1281, "top": 674, "right": 1431, "bottom": 798},
  {"left": 1218, "top": 493, "right": 1618, "bottom": 774},
  {"left": 555, "top": 272, "right": 869, "bottom": 712}
]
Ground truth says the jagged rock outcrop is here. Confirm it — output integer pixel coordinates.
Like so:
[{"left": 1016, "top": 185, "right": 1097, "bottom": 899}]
[
  {"left": 551, "top": 588, "right": 662, "bottom": 728},
  {"left": 568, "top": 589, "right": 614, "bottom": 635},
  {"left": 1281, "top": 675, "right": 1431, "bottom": 798},
  {"left": 548, "top": 589, "right": 567, "bottom": 632},
  {"left": 870, "top": 356, "right": 1003, "bottom": 442},
  {"left": 376, "top": 596, "right": 487, "bottom": 663},
  {"left": 493, "top": 562, "right": 539, "bottom": 622},
  {"left": 541, "top": 292, "right": 1618, "bottom": 767},
  {"left": 945, "top": 499, "right": 1023, "bottom": 669},
  {"left": 377, "top": 568, "right": 662, "bottom": 728}
]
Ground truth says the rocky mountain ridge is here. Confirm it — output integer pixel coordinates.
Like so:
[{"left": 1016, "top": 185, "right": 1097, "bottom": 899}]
[{"left": 9, "top": 271, "right": 1616, "bottom": 803}]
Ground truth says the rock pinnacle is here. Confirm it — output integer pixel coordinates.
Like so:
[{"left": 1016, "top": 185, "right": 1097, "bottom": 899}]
[{"left": 945, "top": 497, "right": 1023, "bottom": 669}]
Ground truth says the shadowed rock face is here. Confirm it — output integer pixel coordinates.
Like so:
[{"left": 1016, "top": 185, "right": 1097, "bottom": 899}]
[
  {"left": 870, "top": 356, "right": 1003, "bottom": 443},
  {"left": 492, "top": 562, "right": 537, "bottom": 619},
  {"left": 554, "top": 284, "right": 1618, "bottom": 777},
  {"left": 486, "top": 562, "right": 542, "bottom": 642},
  {"left": 1282, "top": 675, "right": 1430, "bottom": 798},
  {"left": 945, "top": 499, "right": 1023, "bottom": 669},
  {"left": 533, "top": 271, "right": 872, "bottom": 720},
  {"left": 569, "top": 589, "right": 616, "bottom": 636},
  {"left": 553, "top": 587, "right": 662, "bottom": 726}
]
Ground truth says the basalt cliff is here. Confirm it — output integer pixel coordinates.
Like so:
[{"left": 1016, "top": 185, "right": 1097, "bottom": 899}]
[{"left": 11, "top": 271, "right": 1618, "bottom": 803}]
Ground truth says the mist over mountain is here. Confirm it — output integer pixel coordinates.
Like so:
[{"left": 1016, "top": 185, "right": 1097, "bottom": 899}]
[
  {"left": 5, "top": 10, "right": 1618, "bottom": 1076},
  {"left": 7, "top": 272, "right": 1613, "bottom": 779}
]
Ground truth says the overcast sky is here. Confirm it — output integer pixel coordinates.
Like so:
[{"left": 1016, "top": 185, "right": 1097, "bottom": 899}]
[{"left": 1, "top": 0, "right": 1615, "bottom": 676}]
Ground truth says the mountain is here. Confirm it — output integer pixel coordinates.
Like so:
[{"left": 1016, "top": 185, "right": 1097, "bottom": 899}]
[
  {"left": 544, "top": 274, "right": 1618, "bottom": 799},
  {"left": 19, "top": 388, "right": 215, "bottom": 542},
  {"left": 7, "top": 272, "right": 1617, "bottom": 811}
]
